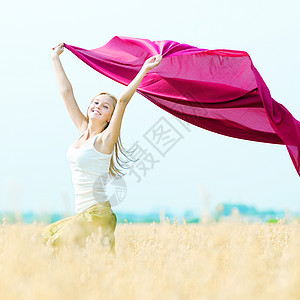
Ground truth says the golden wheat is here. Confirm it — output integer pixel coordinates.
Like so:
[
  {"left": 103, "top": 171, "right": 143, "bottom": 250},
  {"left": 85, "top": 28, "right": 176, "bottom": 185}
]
[{"left": 0, "top": 218, "right": 299, "bottom": 300}]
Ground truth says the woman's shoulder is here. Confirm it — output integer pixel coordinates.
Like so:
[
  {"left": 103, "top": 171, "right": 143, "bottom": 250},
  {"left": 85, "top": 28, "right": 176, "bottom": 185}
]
[
  {"left": 79, "top": 129, "right": 87, "bottom": 136},
  {"left": 94, "top": 132, "right": 114, "bottom": 155}
]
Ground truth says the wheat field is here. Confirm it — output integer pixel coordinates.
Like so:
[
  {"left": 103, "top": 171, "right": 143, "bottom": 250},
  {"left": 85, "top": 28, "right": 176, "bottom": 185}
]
[{"left": 0, "top": 218, "right": 299, "bottom": 300}]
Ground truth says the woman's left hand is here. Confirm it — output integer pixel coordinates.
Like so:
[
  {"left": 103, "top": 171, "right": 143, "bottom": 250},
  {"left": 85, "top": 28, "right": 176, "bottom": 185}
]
[{"left": 142, "top": 54, "right": 162, "bottom": 72}]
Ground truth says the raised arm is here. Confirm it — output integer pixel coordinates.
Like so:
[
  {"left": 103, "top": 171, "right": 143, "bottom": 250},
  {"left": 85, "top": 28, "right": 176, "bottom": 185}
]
[
  {"left": 118, "top": 54, "right": 162, "bottom": 104},
  {"left": 102, "top": 54, "right": 162, "bottom": 146},
  {"left": 51, "top": 43, "right": 87, "bottom": 132}
]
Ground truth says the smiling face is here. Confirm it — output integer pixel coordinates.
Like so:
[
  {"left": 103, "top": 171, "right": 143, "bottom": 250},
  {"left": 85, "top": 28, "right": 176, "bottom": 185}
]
[{"left": 87, "top": 94, "right": 115, "bottom": 123}]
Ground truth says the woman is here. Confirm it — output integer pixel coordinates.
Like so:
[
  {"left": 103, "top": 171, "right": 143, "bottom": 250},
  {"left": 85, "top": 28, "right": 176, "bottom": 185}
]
[{"left": 42, "top": 43, "right": 162, "bottom": 253}]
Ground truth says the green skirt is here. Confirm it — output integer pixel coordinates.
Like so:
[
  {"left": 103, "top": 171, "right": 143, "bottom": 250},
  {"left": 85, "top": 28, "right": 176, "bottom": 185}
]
[{"left": 41, "top": 201, "right": 117, "bottom": 253}]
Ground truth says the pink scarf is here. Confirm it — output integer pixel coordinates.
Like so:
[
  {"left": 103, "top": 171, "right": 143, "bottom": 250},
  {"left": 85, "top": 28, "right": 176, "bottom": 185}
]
[{"left": 64, "top": 36, "right": 300, "bottom": 177}]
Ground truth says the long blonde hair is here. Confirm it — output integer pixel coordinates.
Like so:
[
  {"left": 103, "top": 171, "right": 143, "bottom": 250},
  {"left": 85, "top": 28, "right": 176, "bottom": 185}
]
[{"left": 86, "top": 92, "right": 136, "bottom": 180}]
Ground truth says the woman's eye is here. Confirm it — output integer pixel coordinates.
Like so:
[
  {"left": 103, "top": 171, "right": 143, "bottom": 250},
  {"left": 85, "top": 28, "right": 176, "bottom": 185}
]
[{"left": 104, "top": 106, "right": 108, "bottom": 108}]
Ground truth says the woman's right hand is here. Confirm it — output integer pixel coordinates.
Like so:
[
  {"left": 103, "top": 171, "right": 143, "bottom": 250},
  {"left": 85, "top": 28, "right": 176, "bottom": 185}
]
[{"left": 51, "top": 43, "right": 64, "bottom": 58}]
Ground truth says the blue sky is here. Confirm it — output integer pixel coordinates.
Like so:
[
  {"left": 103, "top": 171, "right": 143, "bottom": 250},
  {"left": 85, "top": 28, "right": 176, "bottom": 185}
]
[{"left": 1, "top": 0, "right": 299, "bottom": 216}]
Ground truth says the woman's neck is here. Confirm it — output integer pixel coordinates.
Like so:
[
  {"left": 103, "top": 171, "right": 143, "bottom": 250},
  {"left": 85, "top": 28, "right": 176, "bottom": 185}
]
[{"left": 86, "top": 120, "right": 107, "bottom": 138}]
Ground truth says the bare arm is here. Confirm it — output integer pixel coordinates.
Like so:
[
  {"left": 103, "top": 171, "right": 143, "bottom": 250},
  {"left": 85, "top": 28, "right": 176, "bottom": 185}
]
[
  {"left": 103, "top": 54, "right": 162, "bottom": 147},
  {"left": 118, "top": 54, "right": 162, "bottom": 104},
  {"left": 117, "top": 67, "right": 148, "bottom": 103},
  {"left": 51, "top": 44, "right": 87, "bottom": 132},
  {"left": 51, "top": 53, "right": 73, "bottom": 94}
]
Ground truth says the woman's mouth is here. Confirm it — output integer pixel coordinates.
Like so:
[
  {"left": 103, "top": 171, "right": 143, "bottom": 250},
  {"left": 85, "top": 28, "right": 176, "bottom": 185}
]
[{"left": 92, "top": 110, "right": 101, "bottom": 115}]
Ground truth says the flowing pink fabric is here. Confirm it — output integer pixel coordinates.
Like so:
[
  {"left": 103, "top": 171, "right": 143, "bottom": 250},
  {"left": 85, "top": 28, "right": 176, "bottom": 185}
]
[{"left": 63, "top": 36, "right": 300, "bottom": 176}]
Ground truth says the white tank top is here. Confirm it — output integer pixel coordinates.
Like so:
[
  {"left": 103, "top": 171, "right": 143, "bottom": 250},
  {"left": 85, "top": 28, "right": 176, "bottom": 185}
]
[{"left": 66, "top": 130, "right": 113, "bottom": 214}]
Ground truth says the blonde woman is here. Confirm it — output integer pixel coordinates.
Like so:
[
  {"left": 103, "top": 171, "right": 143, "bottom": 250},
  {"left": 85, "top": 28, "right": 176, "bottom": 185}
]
[{"left": 42, "top": 43, "right": 162, "bottom": 253}]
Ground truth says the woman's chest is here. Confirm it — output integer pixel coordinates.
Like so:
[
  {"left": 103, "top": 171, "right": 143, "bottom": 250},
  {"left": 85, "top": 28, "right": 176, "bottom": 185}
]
[
  {"left": 74, "top": 135, "right": 113, "bottom": 155},
  {"left": 67, "top": 146, "right": 111, "bottom": 171}
]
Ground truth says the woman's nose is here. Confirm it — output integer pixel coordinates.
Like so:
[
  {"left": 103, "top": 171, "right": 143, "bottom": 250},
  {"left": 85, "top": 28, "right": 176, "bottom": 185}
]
[{"left": 97, "top": 106, "right": 104, "bottom": 113}]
